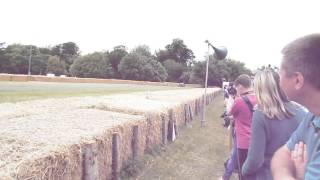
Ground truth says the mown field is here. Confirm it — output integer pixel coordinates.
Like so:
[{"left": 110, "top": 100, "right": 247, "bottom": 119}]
[{"left": 0, "top": 81, "right": 187, "bottom": 103}]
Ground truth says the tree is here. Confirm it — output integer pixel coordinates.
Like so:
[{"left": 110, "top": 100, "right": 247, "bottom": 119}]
[
  {"left": 164, "top": 38, "right": 195, "bottom": 64},
  {"left": 155, "top": 49, "right": 172, "bottom": 63},
  {"left": 0, "top": 43, "right": 9, "bottom": 73},
  {"left": 108, "top": 45, "right": 128, "bottom": 78},
  {"left": 131, "top": 45, "right": 152, "bottom": 57},
  {"left": 162, "top": 59, "right": 186, "bottom": 82},
  {"left": 118, "top": 53, "right": 167, "bottom": 82},
  {"left": 179, "top": 70, "right": 192, "bottom": 83},
  {"left": 31, "top": 55, "right": 50, "bottom": 75},
  {"left": 46, "top": 56, "right": 67, "bottom": 76},
  {"left": 38, "top": 47, "right": 51, "bottom": 55},
  {"left": 225, "top": 59, "right": 252, "bottom": 81},
  {"left": 0, "top": 44, "right": 36, "bottom": 74},
  {"left": 51, "top": 42, "right": 79, "bottom": 72},
  {"left": 190, "top": 58, "right": 252, "bottom": 86},
  {"left": 70, "top": 52, "right": 113, "bottom": 78}
]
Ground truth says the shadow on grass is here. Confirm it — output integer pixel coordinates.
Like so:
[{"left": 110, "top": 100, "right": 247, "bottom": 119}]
[{"left": 120, "top": 94, "right": 232, "bottom": 180}]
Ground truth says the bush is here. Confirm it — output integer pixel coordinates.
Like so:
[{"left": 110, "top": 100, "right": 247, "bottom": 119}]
[
  {"left": 162, "top": 59, "right": 185, "bottom": 82},
  {"left": 46, "top": 56, "right": 67, "bottom": 76},
  {"left": 118, "top": 53, "right": 168, "bottom": 82},
  {"left": 70, "top": 52, "right": 113, "bottom": 78}
]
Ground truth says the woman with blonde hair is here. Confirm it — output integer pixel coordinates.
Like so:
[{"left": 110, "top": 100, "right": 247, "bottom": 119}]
[{"left": 241, "top": 69, "right": 307, "bottom": 180}]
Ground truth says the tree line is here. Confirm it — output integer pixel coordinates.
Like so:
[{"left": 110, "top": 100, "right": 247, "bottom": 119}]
[{"left": 0, "top": 39, "right": 251, "bottom": 86}]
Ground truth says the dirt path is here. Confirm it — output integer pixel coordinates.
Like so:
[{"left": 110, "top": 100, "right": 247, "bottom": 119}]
[{"left": 128, "top": 94, "right": 232, "bottom": 180}]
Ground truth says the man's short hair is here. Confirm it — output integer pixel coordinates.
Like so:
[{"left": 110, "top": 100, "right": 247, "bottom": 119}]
[
  {"left": 234, "top": 74, "right": 251, "bottom": 88},
  {"left": 282, "top": 34, "right": 320, "bottom": 90}
]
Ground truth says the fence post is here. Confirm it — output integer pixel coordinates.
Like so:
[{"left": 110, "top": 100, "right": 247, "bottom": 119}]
[
  {"left": 132, "top": 126, "right": 139, "bottom": 160},
  {"left": 112, "top": 133, "right": 120, "bottom": 180},
  {"left": 83, "top": 143, "right": 99, "bottom": 180},
  {"left": 161, "top": 115, "right": 167, "bottom": 145}
]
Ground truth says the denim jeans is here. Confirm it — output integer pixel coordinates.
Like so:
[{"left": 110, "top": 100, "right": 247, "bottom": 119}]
[{"left": 223, "top": 132, "right": 238, "bottom": 180}]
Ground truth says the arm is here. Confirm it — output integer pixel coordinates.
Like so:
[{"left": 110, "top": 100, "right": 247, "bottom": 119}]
[
  {"left": 271, "top": 145, "right": 297, "bottom": 180},
  {"left": 242, "top": 112, "right": 266, "bottom": 175},
  {"left": 227, "top": 98, "right": 240, "bottom": 116}
]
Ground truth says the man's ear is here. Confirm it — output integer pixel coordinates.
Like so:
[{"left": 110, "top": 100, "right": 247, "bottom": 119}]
[{"left": 294, "top": 72, "right": 304, "bottom": 90}]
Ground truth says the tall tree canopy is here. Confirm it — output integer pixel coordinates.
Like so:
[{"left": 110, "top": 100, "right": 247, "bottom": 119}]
[
  {"left": 156, "top": 38, "right": 195, "bottom": 64},
  {"left": 108, "top": 45, "right": 128, "bottom": 78}
]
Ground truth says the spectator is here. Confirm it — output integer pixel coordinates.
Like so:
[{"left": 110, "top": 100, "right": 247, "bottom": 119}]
[
  {"left": 229, "top": 74, "right": 257, "bottom": 180},
  {"left": 271, "top": 34, "right": 320, "bottom": 179},
  {"left": 242, "top": 69, "right": 307, "bottom": 179}
]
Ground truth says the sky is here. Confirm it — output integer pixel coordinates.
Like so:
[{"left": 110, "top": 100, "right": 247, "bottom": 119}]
[{"left": 1, "top": 0, "right": 320, "bottom": 70}]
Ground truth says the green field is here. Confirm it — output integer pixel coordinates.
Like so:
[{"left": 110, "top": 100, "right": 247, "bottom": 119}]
[{"left": 0, "top": 81, "right": 187, "bottom": 103}]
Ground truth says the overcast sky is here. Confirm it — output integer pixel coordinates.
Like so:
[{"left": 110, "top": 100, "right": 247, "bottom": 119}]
[{"left": 1, "top": 0, "right": 319, "bottom": 69}]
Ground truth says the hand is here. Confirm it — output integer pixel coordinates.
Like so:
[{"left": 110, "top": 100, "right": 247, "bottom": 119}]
[{"left": 291, "top": 141, "right": 307, "bottom": 180}]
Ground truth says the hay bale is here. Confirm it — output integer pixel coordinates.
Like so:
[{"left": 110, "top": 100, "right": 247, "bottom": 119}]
[
  {"left": 0, "top": 74, "right": 11, "bottom": 81},
  {"left": 0, "top": 109, "right": 145, "bottom": 180},
  {"left": 0, "top": 87, "right": 221, "bottom": 179},
  {"left": 9, "top": 75, "right": 29, "bottom": 82},
  {"left": 144, "top": 113, "right": 163, "bottom": 152}
]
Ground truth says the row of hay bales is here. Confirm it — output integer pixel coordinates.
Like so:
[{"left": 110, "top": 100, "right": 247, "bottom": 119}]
[
  {"left": 0, "top": 74, "right": 199, "bottom": 87},
  {"left": 0, "top": 88, "right": 221, "bottom": 180}
]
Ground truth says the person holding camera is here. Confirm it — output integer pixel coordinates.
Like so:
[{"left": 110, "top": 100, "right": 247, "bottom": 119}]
[
  {"left": 228, "top": 74, "right": 257, "bottom": 180},
  {"left": 220, "top": 84, "right": 238, "bottom": 180}
]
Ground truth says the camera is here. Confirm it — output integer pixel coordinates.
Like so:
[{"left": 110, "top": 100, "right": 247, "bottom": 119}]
[
  {"left": 220, "top": 112, "right": 231, "bottom": 128},
  {"left": 227, "top": 86, "right": 237, "bottom": 96}
]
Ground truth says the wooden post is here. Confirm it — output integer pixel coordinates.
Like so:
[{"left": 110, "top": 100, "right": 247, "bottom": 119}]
[
  {"left": 145, "top": 117, "right": 151, "bottom": 150},
  {"left": 197, "top": 98, "right": 200, "bottom": 115},
  {"left": 112, "top": 133, "right": 120, "bottom": 180},
  {"left": 194, "top": 99, "right": 198, "bottom": 116},
  {"left": 171, "top": 110, "right": 178, "bottom": 136},
  {"left": 132, "top": 125, "right": 139, "bottom": 160},
  {"left": 168, "top": 109, "right": 177, "bottom": 141},
  {"left": 83, "top": 143, "right": 99, "bottom": 180},
  {"left": 161, "top": 115, "right": 167, "bottom": 145},
  {"left": 189, "top": 104, "right": 194, "bottom": 121},
  {"left": 184, "top": 104, "right": 189, "bottom": 125}
]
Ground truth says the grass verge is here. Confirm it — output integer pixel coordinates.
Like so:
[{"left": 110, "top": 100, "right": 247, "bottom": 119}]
[{"left": 120, "top": 94, "right": 231, "bottom": 180}]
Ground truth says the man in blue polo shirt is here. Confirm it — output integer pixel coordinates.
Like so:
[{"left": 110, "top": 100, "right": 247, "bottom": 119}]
[{"left": 271, "top": 34, "right": 320, "bottom": 179}]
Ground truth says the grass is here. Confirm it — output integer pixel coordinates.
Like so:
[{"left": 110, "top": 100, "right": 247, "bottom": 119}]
[
  {"left": 0, "top": 81, "right": 186, "bottom": 103},
  {"left": 121, "top": 94, "right": 233, "bottom": 180}
]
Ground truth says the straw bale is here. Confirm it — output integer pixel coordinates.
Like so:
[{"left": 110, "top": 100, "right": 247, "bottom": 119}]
[
  {"left": 0, "top": 88, "right": 220, "bottom": 120},
  {"left": 143, "top": 112, "right": 164, "bottom": 152},
  {"left": 0, "top": 109, "right": 145, "bottom": 180},
  {"left": 0, "top": 87, "right": 220, "bottom": 179},
  {"left": 9, "top": 75, "right": 29, "bottom": 82},
  {"left": 90, "top": 94, "right": 174, "bottom": 115},
  {"left": 0, "top": 74, "right": 11, "bottom": 81},
  {"left": 170, "top": 104, "right": 185, "bottom": 127}
]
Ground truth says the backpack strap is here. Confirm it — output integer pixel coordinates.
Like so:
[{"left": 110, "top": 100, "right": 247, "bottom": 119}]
[{"left": 241, "top": 95, "right": 254, "bottom": 113}]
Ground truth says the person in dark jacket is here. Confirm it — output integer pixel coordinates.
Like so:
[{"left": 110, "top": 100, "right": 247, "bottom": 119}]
[{"left": 242, "top": 69, "right": 307, "bottom": 180}]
